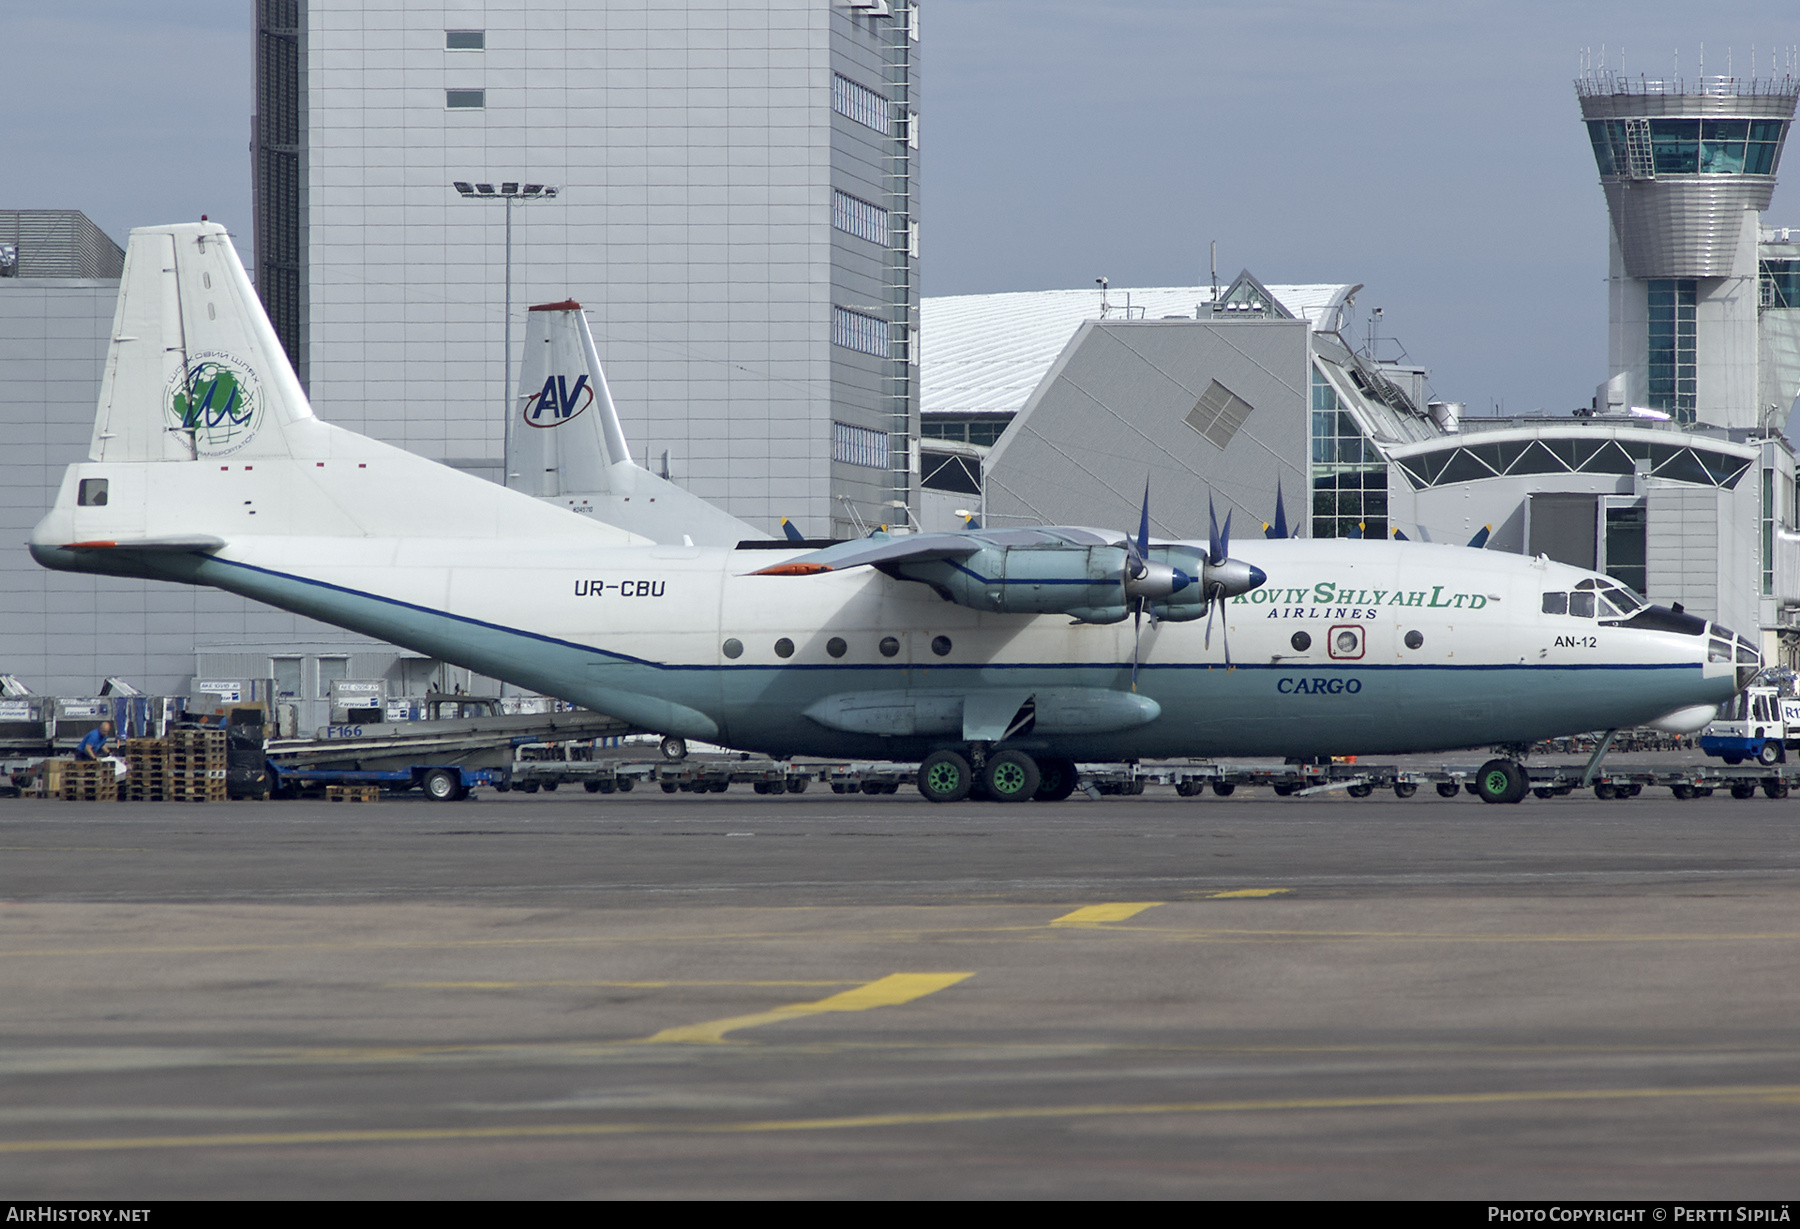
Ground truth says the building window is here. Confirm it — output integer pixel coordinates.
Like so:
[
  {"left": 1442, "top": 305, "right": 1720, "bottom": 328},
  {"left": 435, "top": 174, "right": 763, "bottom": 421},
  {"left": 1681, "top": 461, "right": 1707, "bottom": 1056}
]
[
  {"left": 1184, "top": 380, "right": 1255, "bottom": 451},
  {"left": 832, "top": 74, "right": 889, "bottom": 134},
  {"left": 832, "top": 306, "right": 888, "bottom": 357},
  {"left": 445, "top": 89, "right": 485, "bottom": 110},
  {"left": 923, "top": 417, "right": 1010, "bottom": 446},
  {"left": 272, "top": 658, "right": 301, "bottom": 699},
  {"left": 1604, "top": 505, "right": 1647, "bottom": 596},
  {"left": 921, "top": 450, "right": 981, "bottom": 494},
  {"left": 317, "top": 657, "right": 347, "bottom": 699},
  {"left": 1761, "top": 259, "right": 1800, "bottom": 310},
  {"left": 1764, "top": 467, "right": 1776, "bottom": 597},
  {"left": 1310, "top": 366, "right": 1386, "bottom": 540},
  {"left": 446, "top": 30, "right": 485, "bottom": 50},
  {"left": 833, "top": 190, "right": 889, "bottom": 246},
  {"left": 833, "top": 422, "right": 889, "bottom": 468},
  {"left": 1394, "top": 437, "right": 1751, "bottom": 490},
  {"left": 1647, "top": 279, "right": 1696, "bottom": 424}
]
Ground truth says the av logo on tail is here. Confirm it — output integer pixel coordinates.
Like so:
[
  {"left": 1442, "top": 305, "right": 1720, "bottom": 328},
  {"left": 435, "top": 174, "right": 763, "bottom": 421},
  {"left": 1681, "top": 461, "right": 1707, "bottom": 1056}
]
[
  {"left": 523, "top": 374, "right": 593, "bottom": 427},
  {"left": 164, "top": 352, "right": 262, "bottom": 456}
]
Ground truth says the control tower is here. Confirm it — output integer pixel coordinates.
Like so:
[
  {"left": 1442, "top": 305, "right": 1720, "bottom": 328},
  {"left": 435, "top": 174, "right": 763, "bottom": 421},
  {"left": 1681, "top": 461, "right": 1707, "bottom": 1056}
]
[{"left": 1577, "top": 72, "right": 1798, "bottom": 427}]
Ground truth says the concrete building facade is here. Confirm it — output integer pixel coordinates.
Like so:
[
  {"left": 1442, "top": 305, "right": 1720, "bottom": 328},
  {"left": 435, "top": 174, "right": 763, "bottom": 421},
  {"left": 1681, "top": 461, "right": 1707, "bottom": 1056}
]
[{"left": 255, "top": 0, "right": 920, "bottom": 540}]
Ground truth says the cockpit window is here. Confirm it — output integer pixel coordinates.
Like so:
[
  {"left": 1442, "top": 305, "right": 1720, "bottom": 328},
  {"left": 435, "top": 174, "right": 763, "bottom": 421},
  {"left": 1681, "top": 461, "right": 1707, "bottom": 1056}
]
[
  {"left": 1600, "top": 581, "right": 1646, "bottom": 613},
  {"left": 1546, "top": 580, "right": 1646, "bottom": 619}
]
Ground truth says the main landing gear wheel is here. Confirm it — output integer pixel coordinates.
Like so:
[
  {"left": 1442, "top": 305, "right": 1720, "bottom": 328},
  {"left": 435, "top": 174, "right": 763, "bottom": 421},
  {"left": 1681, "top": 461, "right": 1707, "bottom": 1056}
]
[
  {"left": 660, "top": 736, "right": 688, "bottom": 761},
  {"left": 1033, "top": 758, "right": 1079, "bottom": 803},
  {"left": 983, "top": 751, "right": 1040, "bottom": 803},
  {"left": 917, "top": 750, "right": 974, "bottom": 804},
  {"left": 1474, "top": 759, "right": 1529, "bottom": 805},
  {"left": 1758, "top": 741, "right": 1784, "bottom": 767}
]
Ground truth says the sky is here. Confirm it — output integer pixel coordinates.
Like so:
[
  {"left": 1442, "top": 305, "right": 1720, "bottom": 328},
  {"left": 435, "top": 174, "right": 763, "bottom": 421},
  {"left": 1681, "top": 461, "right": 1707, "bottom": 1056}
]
[{"left": 8, "top": 0, "right": 1800, "bottom": 419}]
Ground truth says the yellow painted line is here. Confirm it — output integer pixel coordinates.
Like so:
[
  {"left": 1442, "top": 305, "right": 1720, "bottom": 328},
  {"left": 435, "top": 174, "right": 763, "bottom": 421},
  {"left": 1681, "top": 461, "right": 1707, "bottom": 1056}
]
[
  {"left": 1206, "top": 889, "right": 1290, "bottom": 898},
  {"left": 641, "top": 972, "right": 973, "bottom": 1044},
  {"left": 391, "top": 980, "right": 858, "bottom": 990},
  {"left": 1050, "top": 903, "right": 1163, "bottom": 926},
  {"left": 2, "top": 1082, "right": 1795, "bottom": 1155}
]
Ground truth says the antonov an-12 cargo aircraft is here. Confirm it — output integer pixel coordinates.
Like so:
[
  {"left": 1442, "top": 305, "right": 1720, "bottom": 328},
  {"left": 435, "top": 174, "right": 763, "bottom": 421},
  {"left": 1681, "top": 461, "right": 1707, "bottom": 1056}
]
[{"left": 31, "top": 223, "right": 1761, "bottom": 804}]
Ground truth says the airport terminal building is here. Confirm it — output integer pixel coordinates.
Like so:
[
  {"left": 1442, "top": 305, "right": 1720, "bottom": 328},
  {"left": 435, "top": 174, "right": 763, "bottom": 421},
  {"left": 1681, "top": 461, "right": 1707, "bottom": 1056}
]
[{"left": 918, "top": 73, "right": 1800, "bottom": 664}]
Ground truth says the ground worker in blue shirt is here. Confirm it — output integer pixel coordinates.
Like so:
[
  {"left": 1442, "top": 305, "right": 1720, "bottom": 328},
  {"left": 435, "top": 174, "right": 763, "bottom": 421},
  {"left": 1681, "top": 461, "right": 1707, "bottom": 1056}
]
[{"left": 76, "top": 720, "right": 115, "bottom": 760}]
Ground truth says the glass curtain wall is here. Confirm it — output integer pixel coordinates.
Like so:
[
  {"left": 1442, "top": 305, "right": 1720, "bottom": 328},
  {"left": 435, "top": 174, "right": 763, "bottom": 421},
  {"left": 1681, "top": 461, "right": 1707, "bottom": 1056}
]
[
  {"left": 1648, "top": 279, "right": 1697, "bottom": 423},
  {"left": 1311, "top": 366, "right": 1387, "bottom": 539}
]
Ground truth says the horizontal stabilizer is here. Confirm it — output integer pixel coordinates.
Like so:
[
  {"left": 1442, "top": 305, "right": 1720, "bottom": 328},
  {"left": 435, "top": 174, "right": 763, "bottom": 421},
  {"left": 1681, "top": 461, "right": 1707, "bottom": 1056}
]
[{"left": 60, "top": 535, "right": 226, "bottom": 552}]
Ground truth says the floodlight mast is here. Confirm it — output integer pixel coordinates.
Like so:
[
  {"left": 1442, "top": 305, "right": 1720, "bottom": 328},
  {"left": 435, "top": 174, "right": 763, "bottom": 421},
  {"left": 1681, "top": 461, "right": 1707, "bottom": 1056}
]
[{"left": 452, "top": 181, "right": 561, "bottom": 478}]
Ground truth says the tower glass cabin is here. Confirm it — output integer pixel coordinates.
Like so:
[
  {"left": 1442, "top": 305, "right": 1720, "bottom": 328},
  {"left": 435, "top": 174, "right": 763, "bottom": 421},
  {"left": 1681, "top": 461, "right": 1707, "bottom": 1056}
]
[{"left": 1578, "top": 73, "right": 1798, "bottom": 429}]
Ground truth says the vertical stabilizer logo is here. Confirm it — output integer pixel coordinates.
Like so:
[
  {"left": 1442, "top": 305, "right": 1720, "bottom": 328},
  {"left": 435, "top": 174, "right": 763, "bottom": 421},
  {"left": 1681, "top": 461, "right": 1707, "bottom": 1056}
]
[
  {"left": 166, "top": 352, "right": 263, "bottom": 456},
  {"left": 523, "top": 374, "right": 594, "bottom": 427}
]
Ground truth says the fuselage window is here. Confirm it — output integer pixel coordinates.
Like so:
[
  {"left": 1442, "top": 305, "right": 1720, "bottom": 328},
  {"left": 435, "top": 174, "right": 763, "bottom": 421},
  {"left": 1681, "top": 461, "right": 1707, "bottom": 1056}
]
[{"left": 1542, "top": 592, "right": 1568, "bottom": 615}]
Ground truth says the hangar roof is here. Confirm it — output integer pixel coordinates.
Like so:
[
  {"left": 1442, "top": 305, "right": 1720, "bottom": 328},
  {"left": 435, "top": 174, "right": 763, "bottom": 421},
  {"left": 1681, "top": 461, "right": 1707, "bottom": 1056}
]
[{"left": 921, "top": 280, "right": 1360, "bottom": 417}]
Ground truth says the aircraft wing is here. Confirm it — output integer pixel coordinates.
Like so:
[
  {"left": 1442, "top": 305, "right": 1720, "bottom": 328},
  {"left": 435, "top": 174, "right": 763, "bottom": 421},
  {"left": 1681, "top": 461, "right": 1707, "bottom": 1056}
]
[{"left": 747, "top": 527, "right": 1113, "bottom": 576}]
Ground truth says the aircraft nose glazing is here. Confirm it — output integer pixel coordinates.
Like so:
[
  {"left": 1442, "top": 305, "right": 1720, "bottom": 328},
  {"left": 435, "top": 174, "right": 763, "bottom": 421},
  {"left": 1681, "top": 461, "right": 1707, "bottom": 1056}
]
[{"left": 1737, "top": 634, "right": 1763, "bottom": 690}]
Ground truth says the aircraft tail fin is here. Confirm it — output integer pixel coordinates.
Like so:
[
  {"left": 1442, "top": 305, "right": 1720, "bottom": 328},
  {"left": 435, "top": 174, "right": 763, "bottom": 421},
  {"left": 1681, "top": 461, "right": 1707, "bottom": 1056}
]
[
  {"left": 91, "top": 221, "right": 311, "bottom": 464},
  {"left": 506, "top": 301, "right": 757, "bottom": 546}
]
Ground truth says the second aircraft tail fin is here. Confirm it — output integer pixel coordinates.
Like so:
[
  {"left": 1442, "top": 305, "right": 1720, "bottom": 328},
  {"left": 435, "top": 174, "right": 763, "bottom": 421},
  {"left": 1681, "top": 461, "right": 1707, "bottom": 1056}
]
[{"left": 507, "top": 301, "right": 757, "bottom": 546}]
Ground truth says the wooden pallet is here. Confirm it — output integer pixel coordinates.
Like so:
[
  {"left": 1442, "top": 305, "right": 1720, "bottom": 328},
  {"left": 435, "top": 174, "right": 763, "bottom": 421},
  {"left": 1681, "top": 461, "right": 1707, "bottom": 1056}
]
[
  {"left": 60, "top": 763, "right": 120, "bottom": 802},
  {"left": 39, "top": 758, "right": 73, "bottom": 796},
  {"left": 164, "top": 731, "right": 226, "bottom": 756},
  {"left": 326, "top": 785, "right": 381, "bottom": 803},
  {"left": 166, "top": 781, "right": 228, "bottom": 803}
]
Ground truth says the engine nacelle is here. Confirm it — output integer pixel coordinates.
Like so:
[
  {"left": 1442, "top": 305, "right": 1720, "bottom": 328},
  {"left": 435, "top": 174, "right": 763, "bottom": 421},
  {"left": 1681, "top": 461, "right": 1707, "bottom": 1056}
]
[
  {"left": 894, "top": 544, "right": 1131, "bottom": 619},
  {"left": 890, "top": 541, "right": 1265, "bottom": 624}
]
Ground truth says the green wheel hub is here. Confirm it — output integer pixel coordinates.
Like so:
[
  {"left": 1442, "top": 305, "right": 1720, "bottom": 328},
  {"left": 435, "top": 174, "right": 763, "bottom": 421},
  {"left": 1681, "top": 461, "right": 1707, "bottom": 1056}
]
[
  {"left": 926, "top": 761, "right": 963, "bottom": 792},
  {"left": 990, "top": 761, "right": 1029, "bottom": 796}
]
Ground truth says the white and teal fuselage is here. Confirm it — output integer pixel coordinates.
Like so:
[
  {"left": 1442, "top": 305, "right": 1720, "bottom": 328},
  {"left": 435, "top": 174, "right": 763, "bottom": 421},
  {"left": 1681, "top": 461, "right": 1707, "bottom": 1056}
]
[{"left": 33, "top": 491, "right": 1740, "bottom": 760}]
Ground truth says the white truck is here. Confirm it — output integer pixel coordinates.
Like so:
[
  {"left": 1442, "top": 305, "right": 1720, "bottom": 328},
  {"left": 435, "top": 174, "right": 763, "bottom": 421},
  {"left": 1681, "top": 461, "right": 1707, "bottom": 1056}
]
[{"left": 1700, "top": 682, "right": 1800, "bottom": 766}]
